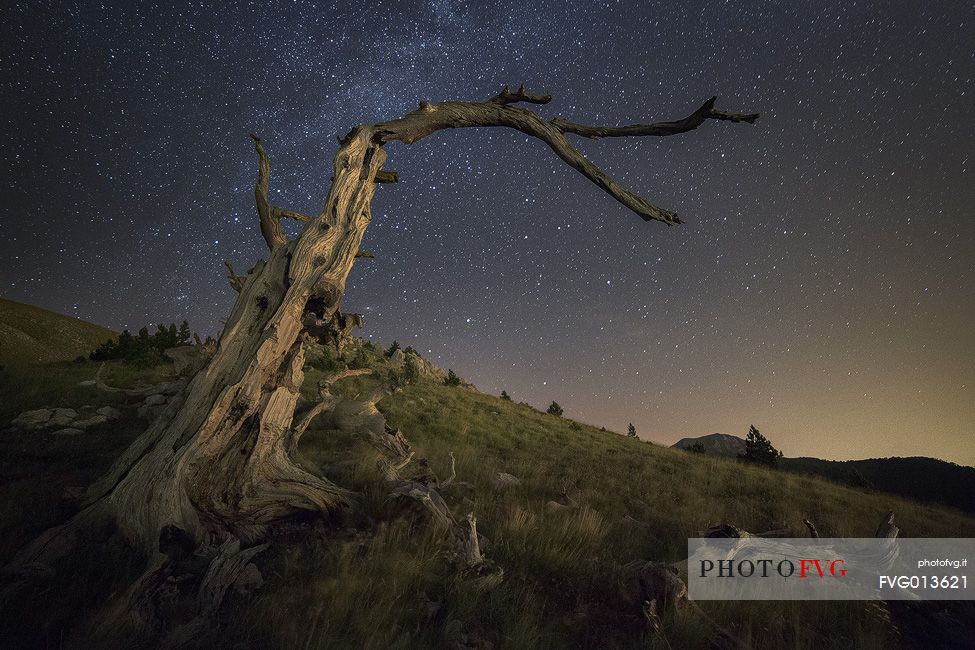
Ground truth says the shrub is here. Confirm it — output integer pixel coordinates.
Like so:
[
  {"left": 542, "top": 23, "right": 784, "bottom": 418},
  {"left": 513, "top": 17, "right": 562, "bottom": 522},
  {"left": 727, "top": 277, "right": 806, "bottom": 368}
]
[
  {"left": 688, "top": 442, "right": 707, "bottom": 454},
  {"left": 348, "top": 348, "right": 371, "bottom": 370},
  {"left": 444, "top": 369, "right": 462, "bottom": 386},
  {"left": 627, "top": 423, "right": 637, "bottom": 438},
  {"left": 308, "top": 348, "right": 341, "bottom": 372},
  {"left": 401, "top": 354, "right": 420, "bottom": 385},
  {"left": 547, "top": 401, "right": 563, "bottom": 417},
  {"left": 500, "top": 390, "right": 511, "bottom": 401}
]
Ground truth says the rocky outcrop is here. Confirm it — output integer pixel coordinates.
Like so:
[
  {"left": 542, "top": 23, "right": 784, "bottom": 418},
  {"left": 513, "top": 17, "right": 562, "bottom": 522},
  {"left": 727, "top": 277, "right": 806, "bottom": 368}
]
[
  {"left": 8, "top": 404, "right": 122, "bottom": 434},
  {"left": 387, "top": 348, "right": 447, "bottom": 382},
  {"left": 163, "top": 345, "right": 212, "bottom": 376}
]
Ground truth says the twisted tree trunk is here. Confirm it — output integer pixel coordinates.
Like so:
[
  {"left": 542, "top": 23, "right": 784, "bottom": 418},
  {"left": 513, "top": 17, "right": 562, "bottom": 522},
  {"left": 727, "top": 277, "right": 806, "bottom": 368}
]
[{"left": 2, "top": 86, "right": 758, "bottom": 636}]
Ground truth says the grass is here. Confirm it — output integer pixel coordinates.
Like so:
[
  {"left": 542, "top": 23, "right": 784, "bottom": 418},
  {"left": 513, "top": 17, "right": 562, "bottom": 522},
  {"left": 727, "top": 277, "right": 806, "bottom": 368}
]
[
  {"left": 0, "top": 298, "right": 117, "bottom": 366},
  {"left": 1, "top": 343, "right": 974, "bottom": 648}
]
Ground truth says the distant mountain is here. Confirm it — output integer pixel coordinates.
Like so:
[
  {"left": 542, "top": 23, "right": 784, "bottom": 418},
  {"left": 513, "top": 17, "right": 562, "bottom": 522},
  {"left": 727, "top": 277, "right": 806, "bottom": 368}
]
[
  {"left": 0, "top": 298, "right": 116, "bottom": 365},
  {"left": 673, "top": 433, "right": 975, "bottom": 514},
  {"left": 672, "top": 432, "right": 746, "bottom": 457}
]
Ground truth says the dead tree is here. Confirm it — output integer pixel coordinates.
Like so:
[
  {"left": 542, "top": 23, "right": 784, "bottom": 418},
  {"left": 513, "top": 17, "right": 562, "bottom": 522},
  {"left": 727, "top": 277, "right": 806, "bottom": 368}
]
[{"left": 1, "top": 86, "right": 758, "bottom": 633}]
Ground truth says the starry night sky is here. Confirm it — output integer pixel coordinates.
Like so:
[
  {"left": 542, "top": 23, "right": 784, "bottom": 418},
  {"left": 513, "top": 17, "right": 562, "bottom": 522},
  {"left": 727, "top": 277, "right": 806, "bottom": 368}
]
[{"left": 2, "top": 1, "right": 973, "bottom": 464}]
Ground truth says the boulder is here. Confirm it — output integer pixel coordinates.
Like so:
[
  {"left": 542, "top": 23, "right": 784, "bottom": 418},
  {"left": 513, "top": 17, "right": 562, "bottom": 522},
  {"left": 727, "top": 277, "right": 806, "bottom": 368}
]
[
  {"left": 51, "top": 428, "right": 84, "bottom": 436},
  {"left": 493, "top": 472, "right": 521, "bottom": 490},
  {"left": 161, "top": 379, "right": 187, "bottom": 395},
  {"left": 47, "top": 408, "right": 78, "bottom": 428},
  {"left": 96, "top": 405, "right": 122, "bottom": 420},
  {"left": 11, "top": 408, "right": 53, "bottom": 430},
  {"left": 164, "top": 345, "right": 209, "bottom": 376},
  {"left": 143, "top": 394, "right": 168, "bottom": 406},
  {"left": 74, "top": 415, "right": 109, "bottom": 429},
  {"left": 389, "top": 348, "right": 406, "bottom": 367},
  {"left": 138, "top": 404, "right": 166, "bottom": 420},
  {"left": 414, "top": 354, "right": 446, "bottom": 382}
]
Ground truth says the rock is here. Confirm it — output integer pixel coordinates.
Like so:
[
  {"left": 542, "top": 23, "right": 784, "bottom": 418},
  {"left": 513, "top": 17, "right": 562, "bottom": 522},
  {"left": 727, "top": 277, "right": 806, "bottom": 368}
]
[
  {"left": 143, "top": 394, "right": 168, "bottom": 406},
  {"left": 51, "top": 428, "right": 84, "bottom": 436},
  {"left": 11, "top": 408, "right": 53, "bottom": 430},
  {"left": 96, "top": 405, "right": 122, "bottom": 420},
  {"left": 138, "top": 404, "right": 166, "bottom": 419},
  {"left": 493, "top": 472, "right": 521, "bottom": 490},
  {"left": 47, "top": 408, "right": 78, "bottom": 428},
  {"left": 74, "top": 415, "right": 109, "bottom": 429},
  {"left": 389, "top": 348, "right": 406, "bottom": 367},
  {"left": 161, "top": 379, "right": 187, "bottom": 395},
  {"left": 414, "top": 354, "right": 446, "bottom": 382},
  {"left": 78, "top": 379, "right": 97, "bottom": 387},
  {"left": 164, "top": 345, "right": 208, "bottom": 376}
]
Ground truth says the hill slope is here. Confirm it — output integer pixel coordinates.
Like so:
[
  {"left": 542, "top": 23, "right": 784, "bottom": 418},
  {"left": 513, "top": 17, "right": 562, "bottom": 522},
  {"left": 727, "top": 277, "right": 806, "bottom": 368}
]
[
  {"left": 0, "top": 298, "right": 116, "bottom": 365},
  {"left": 2, "top": 312, "right": 974, "bottom": 648},
  {"left": 673, "top": 433, "right": 975, "bottom": 515},
  {"left": 781, "top": 455, "right": 975, "bottom": 515}
]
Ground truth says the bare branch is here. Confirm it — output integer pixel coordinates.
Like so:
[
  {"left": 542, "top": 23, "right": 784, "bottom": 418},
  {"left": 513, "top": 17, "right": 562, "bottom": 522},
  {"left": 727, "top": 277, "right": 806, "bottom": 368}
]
[
  {"left": 250, "top": 134, "right": 286, "bottom": 251},
  {"left": 440, "top": 451, "right": 457, "bottom": 488},
  {"left": 355, "top": 250, "right": 375, "bottom": 259},
  {"left": 224, "top": 260, "right": 245, "bottom": 292},
  {"left": 393, "top": 451, "right": 415, "bottom": 472},
  {"left": 875, "top": 510, "right": 899, "bottom": 539},
  {"left": 489, "top": 84, "right": 552, "bottom": 105},
  {"left": 550, "top": 96, "right": 759, "bottom": 139},
  {"left": 89, "top": 363, "right": 185, "bottom": 398},
  {"left": 372, "top": 88, "right": 758, "bottom": 225},
  {"left": 293, "top": 368, "right": 373, "bottom": 436},
  {"left": 374, "top": 170, "right": 399, "bottom": 183},
  {"left": 249, "top": 135, "right": 316, "bottom": 250},
  {"left": 802, "top": 518, "right": 820, "bottom": 539},
  {"left": 276, "top": 208, "right": 312, "bottom": 223},
  {"left": 318, "top": 368, "right": 373, "bottom": 388}
]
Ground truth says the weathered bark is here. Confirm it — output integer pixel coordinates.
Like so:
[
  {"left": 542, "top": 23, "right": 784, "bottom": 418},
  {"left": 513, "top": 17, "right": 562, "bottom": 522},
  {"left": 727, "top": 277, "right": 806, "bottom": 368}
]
[{"left": 2, "top": 87, "right": 758, "bottom": 634}]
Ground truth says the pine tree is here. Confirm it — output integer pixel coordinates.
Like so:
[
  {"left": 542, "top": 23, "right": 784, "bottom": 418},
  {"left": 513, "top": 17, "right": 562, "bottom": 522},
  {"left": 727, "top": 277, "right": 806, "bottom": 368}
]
[
  {"left": 547, "top": 401, "right": 563, "bottom": 417},
  {"left": 741, "top": 425, "right": 782, "bottom": 466},
  {"left": 627, "top": 423, "right": 637, "bottom": 438},
  {"left": 500, "top": 390, "right": 511, "bottom": 401},
  {"left": 444, "top": 369, "right": 461, "bottom": 386},
  {"left": 178, "top": 321, "right": 192, "bottom": 345}
]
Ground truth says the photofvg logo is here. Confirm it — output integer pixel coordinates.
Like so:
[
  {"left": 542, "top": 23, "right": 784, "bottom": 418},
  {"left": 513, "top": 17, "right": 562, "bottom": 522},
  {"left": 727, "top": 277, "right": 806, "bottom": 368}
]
[{"left": 688, "top": 538, "right": 974, "bottom": 601}]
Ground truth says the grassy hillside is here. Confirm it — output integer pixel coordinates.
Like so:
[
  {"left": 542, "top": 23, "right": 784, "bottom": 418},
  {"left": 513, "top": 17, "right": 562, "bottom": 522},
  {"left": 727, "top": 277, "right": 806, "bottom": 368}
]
[
  {"left": 1, "top": 335, "right": 973, "bottom": 648},
  {"left": 673, "top": 434, "right": 975, "bottom": 515},
  {"left": 0, "top": 298, "right": 116, "bottom": 366}
]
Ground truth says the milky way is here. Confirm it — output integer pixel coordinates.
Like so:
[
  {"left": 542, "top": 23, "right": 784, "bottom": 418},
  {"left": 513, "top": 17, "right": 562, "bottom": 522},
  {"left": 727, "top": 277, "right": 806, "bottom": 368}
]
[{"left": 2, "top": 1, "right": 973, "bottom": 463}]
